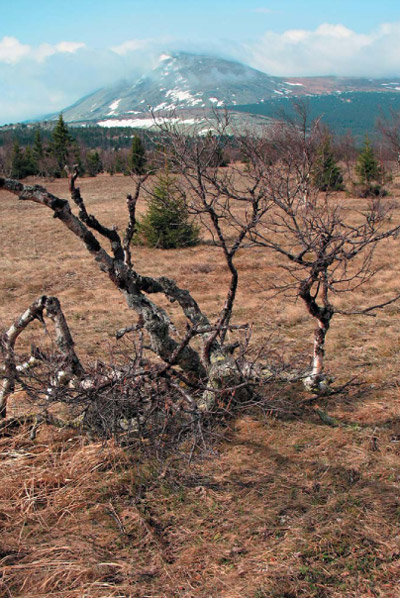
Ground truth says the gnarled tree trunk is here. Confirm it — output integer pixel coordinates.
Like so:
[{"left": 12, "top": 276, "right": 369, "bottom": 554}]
[{"left": 0, "top": 176, "right": 250, "bottom": 412}]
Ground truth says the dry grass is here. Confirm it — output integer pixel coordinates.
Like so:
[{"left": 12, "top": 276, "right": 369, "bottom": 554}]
[{"left": 1, "top": 173, "right": 400, "bottom": 596}]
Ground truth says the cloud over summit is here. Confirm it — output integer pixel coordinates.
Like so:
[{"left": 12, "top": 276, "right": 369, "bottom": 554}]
[{"left": 244, "top": 22, "right": 400, "bottom": 77}]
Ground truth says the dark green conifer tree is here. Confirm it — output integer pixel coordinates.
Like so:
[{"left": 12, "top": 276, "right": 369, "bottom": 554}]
[
  {"left": 10, "top": 141, "right": 25, "bottom": 179},
  {"left": 86, "top": 150, "right": 103, "bottom": 177},
  {"left": 356, "top": 136, "right": 384, "bottom": 196},
  {"left": 24, "top": 147, "right": 38, "bottom": 176},
  {"left": 10, "top": 141, "right": 37, "bottom": 179},
  {"left": 136, "top": 166, "right": 200, "bottom": 249},
  {"left": 71, "top": 141, "right": 85, "bottom": 176},
  {"left": 313, "top": 136, "right": 344, "bottom": 191},
  {"left": 129, "top": 135, "right": 147, "bottom": 174},
  {"left": 114, "top": 151, "right": 127, "bottom": 174},
  {"left": 52, "top": 113, "right": 73, "bottom": 176},
  {"left": 33, "top": 130, "right": 44, "bottom": 162}
]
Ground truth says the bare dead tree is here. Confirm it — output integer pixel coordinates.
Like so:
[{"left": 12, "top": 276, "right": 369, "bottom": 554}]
[
  {"left": 0, "top": 296, "right": 197, "bottom": 446},
  {"left": 377, "top": 108, "right": 400, "bottom": 168},
  {"left": 155, "top": 111, "right": 275, "bottom": 351},
  {"left": 0, "top": 151, "right": 262, "bottom": 416},
  {"left": 145, "top": 107, "right": 400, "bottom": 394},
  {"left": 0, "top": 294, "right": 260, "bottom": 448},
  {"left": 2, "top": 106, "right": 398, "bottom": 428},
  {"left": 333, "top": 130, "right": 358, "bottom": 181},
  {"left": 241, "top": 109, "right": 400, "bottom": 392}
]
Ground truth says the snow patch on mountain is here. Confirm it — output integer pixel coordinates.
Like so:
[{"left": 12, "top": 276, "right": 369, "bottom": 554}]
[
  {"left": 166, "top": 89, "right": 193, "bottom": 102},
  {"left": 209, "top": 97, "right": 225, "bottom": 106},
  {"left": 98, "top": 116, "right": 199, "bottom": 128},
  {"left": 107, "top": 98, "right": 121, "bottom": 115}
]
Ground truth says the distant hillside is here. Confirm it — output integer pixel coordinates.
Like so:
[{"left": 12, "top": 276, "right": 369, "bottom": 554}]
[{"left": 231, "top": 92, "right": 400, "bottom": 139}]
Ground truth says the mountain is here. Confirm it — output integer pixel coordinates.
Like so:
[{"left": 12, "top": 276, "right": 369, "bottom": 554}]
[
  {"left": 49, "top": 52, "right": 400, "bottom": 133},
  {"left": 57, "top": 52, "right": 293, "bottom": 126}
]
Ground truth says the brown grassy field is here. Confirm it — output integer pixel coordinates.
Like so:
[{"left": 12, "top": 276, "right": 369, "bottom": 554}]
[{"left": 1, "top": 173, "right": 400, "bottom": 597}]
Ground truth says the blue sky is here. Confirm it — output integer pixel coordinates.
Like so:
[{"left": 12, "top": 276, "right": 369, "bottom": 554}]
[
  {"left": 4, "top": 0, "right": 400, "bottom": 44},
  {"left": 2, "top": 0, "right": 400, "bottom": 124}
]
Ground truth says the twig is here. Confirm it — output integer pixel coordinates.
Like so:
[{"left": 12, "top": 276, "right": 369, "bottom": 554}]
[{"left": 336, "top": 291, "right": 400, "bottom": 317}]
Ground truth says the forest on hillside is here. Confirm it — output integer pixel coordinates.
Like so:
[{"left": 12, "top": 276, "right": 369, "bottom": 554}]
[
  {"left": 232, "top": 92, "right": 400, "bottom": 138},
  {"left": 2, "top": 102, "right": 400, "bottom": 182}
]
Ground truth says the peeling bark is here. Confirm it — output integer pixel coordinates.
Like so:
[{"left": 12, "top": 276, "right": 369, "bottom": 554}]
[
  {"left": 299, "top": 278, "right": 333, "bottom": 393},
  {"left": 312, "top": 318, "right": 329, "bottom": 380},
  {"left": 0, "top": 297, "right": 46, "bottom": 416},
  {"left": 44, "top": 296, "right": 84, "bottom": 378},
  {"left": 0, "top": 295, "right": 83, "bottom": 417}
]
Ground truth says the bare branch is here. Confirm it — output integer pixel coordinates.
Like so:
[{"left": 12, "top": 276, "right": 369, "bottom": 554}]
[
  {"left": 124, "top": 174, "right": 149, "bottom": 267},
  {"left": 336, "top": 292, "right": 400, "bottom": 316},
  {"left": 66, "top": 165, "right": 125, "bottom": 262}
]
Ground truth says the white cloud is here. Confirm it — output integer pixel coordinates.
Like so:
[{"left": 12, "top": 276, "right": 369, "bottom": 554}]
[
  {"left": 55, "top": 41, "right": 85, "bottom": 54},
  {"left": 0, "top": 36, "right": 86, "bottom": 64},
  {"left": 110, "top": 39, "right": 153, "bottom": 56},
  {"left": 0, "top": 43, "right": 144, "bottom": 124},
  {"left": 244, "top": 22, "right": 400, "bottom": 76},
  {"left": 0, "top": 37, "right": 30, "bottom": 64}
]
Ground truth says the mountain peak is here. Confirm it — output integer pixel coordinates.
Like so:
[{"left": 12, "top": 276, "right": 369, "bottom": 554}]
[
  {"left": 52, "top": 52, "right": 400, "bottom": 131},
  {"left": 57, "top": 52, "right": 285, "bottom": 125}
]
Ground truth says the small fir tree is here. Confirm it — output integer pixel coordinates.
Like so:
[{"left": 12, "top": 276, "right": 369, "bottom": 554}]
[
  {"left": 86, "top": 150, "right": 103, "bottom": 177},
  {"left": 356, "top": 136, "right": 384, "bottom": 196},
  {"left": 10, "top": 141, "right": 37, "bottom": 179},
  {"left": 10, "top": 141, "right": 25, "bottom": 179},
  {"left": 33, "top": 130, "right": 44, "bottom": 162},
  {"left": 24, "top": 147, "right": 38, "bottom": 176},
  {"left": 52, "top": 113, "right": 73, "bottom": 176},
  {"left": 136, "top": 167, "right": 200, "bottom": 249},
  {"left": 114, "top": 151, "right": 127, "bottom": 174},
  {"left": 313, "top": 136, "right": 344, "bottom": 191},
  {"left": 129, "top": 135, "right": 147, "bottom": 174},
  {"left": 32, "top": 130, "right": 45, "bottom": 176}
]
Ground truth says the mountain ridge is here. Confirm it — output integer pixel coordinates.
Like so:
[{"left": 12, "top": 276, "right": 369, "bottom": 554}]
[{"left": 41, "top": 52, "right": 400, "bottom": 131}]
